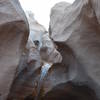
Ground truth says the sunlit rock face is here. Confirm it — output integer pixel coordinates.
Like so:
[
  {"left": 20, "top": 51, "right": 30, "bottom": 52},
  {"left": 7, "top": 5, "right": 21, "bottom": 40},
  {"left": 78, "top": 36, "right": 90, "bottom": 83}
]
[
  {"left": 49, "top": 0, "right": 100, "bottom": 99},
  {"left": 0, "top": 0, "right": 29, "bottom": 100}
]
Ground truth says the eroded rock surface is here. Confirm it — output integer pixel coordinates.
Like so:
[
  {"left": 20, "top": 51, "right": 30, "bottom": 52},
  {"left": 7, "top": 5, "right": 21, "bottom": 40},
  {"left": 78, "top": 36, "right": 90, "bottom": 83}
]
[
  {"left": 43, "top": 82, "right": 97, "bottom": 100},
  {"left": 8, "top": 11, "right": 62, "bottom": 100},
  {"left": 7, "top": 11, "right": 46, "bottom": 100},
  {"left": 0, "top": 0, "right": 29, "bottom": 99},
  {"left": 49, "top": 0, "right": 100, "bottom": 99},
  {"left": 6, "top": 0, "right": 100, "bottom": 100}
]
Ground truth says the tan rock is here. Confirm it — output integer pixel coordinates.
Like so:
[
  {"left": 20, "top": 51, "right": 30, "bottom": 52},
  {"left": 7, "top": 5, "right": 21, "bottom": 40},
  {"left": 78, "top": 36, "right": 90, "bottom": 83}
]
[
  {"left": 0, "top": 0, "right": 29, "bottom": 99},
  {"left": 49, "top": 0, "right": 100, "bottom": 99}
]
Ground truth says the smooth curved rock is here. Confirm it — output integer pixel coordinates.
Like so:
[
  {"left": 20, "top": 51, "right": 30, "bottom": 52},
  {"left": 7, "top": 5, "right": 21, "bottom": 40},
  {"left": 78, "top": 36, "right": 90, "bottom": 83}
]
[
  {"left": 8, "top": 11, "right": 63, "bottom": 100},
  {"left": 49, "top": 0, "right": 100, "bottom": 99},
  {"left": 0, "top": 0, "right": 29, "bottom": 99},
  {"left": 43, "top": 82, "right": 97, "bottom": 100},
  {"left": 7, "top": 0, "right": 100, "bottom": 99},
  {"left": 7, "top": 11, "right": 46, "bottom": 100}
]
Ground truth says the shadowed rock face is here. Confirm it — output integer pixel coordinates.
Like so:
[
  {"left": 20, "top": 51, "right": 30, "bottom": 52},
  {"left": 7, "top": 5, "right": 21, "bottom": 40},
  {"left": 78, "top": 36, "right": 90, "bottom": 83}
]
[
  {"left": 0, "top": 0, "right": 29, "bottom": 100},
  {"left": 7, "top": 11, "right": 62, "bottom": 100},
  {"left": 7, "top": 11, "right": 45, "bottom": 100},
  {"left": 43, "top": 82, "right": 97, "bottom": 100}
]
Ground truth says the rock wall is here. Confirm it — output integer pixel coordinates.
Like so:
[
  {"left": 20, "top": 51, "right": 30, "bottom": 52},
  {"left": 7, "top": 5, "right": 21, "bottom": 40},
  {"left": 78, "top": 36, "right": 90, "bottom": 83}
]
[
  {"left": 0, "top": 0, "right": 29, "bottom": 99},
  {"left": 7, "top": 11, "right": 46, "bottom": 100},
  {"left": 4, "top": 0, "right": 100, "bottom": 99},
  {"left": 49, "top": 0, "right": 100, "bottom": 99},
  {"left": 8, "top": 11, "right": 63, "bottom": 100}
]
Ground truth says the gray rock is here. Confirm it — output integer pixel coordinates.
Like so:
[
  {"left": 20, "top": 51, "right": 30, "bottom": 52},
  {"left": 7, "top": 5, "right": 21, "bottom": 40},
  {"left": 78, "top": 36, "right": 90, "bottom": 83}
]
[
  {"left": 7, "top": 11, "right": 46, "bottom": 100},
  {"left": 0, "top": 0, "right": 29, "bottom": 99},
  {"left": 8, "top": 11, "right": 63, "bottom": 100},
  {"left": 49, "top": 0, "right": 100, "bottom": 99},
  {"left": 6, "top": 0, "right": 100, "bottom": 99}
]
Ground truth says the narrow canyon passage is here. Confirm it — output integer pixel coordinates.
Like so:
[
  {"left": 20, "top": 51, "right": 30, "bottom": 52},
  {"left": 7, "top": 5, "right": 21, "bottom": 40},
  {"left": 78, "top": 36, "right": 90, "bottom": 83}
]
[{"left": 0, "top": 0, "right": 100, "bottom": 100}]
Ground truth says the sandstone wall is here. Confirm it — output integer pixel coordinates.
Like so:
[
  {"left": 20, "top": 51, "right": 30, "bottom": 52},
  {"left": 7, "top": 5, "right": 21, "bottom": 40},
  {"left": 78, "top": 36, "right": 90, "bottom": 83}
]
[{"left": 0, "top": 0, "right": 29, "bottom": 99}]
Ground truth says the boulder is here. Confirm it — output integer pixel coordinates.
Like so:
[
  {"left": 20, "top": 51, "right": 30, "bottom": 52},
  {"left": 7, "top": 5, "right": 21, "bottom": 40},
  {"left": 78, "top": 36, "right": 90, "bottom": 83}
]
[
  {"left": 49, "top": 0, "right": 100, "bottom": 99},
  {"left": 0, "top": 0, "right": 29, "bottom": 99}
]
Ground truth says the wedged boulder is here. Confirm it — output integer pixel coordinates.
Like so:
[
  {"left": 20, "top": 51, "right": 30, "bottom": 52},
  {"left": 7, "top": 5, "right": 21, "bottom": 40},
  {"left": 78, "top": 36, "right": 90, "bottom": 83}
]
[
  {"left": 49, "top": 0, "right": 100, "bottom": 99},
  {"left": 0, "top": 0, "right": 29, "bottom": 99}
]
